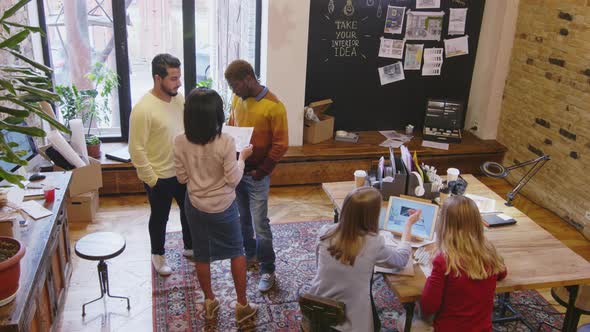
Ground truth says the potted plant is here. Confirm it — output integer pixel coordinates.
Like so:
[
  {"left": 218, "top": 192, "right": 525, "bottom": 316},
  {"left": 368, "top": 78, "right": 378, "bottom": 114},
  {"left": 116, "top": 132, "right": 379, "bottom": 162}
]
[
  {"left": 0, "top": 236, "right": 26, "bottom": 306},
  {"left": 0, "top": 0, "right": 70, "bottom": 187},
  {"left": 55, "top": 62, "right": 119, "bottom": 157},
  {"left": 85, "top": 134, "right": 101, "bottom": 158}
]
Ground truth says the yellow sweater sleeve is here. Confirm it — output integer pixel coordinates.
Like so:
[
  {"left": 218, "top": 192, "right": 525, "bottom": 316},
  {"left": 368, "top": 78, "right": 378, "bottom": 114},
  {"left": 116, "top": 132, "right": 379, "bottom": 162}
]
[{"left": 129, "top": 107, "right": 158, "bottom": 187}]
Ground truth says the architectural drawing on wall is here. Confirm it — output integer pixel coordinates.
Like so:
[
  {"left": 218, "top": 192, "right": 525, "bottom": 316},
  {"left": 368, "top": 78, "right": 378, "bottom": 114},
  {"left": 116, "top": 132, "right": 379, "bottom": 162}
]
[
  {"left": 377, "top": 0, "right": 383, "bottom": 18},
  {"left": 343, "top": 0, "right": 355, "bottom": 16},
  {"left": 384, "top": 6, "right": 406, "bottom": 34},
  {"left": 379, "top": 62, "right": 405, "bottom": 85},
  {"left": 328, "top": 0, "right": 335, "bottom": 14},
  {"left": 379, "top": 37, "right": 405, "bottom": 59},
  {"left": 367, "top": 0, "right": 375, "bottom": 6},
  {"left": 404, "top": 44, "right": 424, "bottom": 70},
  {"left": 422, "top": 47, "right": 443, "bottom": 76},
  {"left": 416, "top": 0, "right": 441, "bottom": 9},
  {"left": 405, "top": 11, "right": 444, "bottom": 41},
  {"left": 444, "top": 35, "right": 469, "bottom": 57},
  {"left": 448, "top": 8, "right": 468, "bottom": 35}
]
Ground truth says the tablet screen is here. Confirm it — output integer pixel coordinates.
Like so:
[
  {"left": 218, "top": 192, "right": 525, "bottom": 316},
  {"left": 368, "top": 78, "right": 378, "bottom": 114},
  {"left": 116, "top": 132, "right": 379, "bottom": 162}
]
[{"left": 383, "top": 197, "right": 439, "bottom": 240}]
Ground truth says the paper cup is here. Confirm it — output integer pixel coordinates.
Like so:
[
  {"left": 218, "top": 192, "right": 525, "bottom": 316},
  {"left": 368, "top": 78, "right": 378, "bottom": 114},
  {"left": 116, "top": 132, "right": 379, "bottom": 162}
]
[
  {"left": 447, "top": 168, "right": 460, "bottom": 182},
  {"left": 354, "top": 170, "right": 367, "bottom": 188}
]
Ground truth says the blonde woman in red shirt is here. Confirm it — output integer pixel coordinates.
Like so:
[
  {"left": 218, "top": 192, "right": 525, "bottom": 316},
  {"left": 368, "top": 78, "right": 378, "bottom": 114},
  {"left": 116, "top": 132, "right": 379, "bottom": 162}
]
[{"left": 420, "top": 195, "right": 507, "bottom": 331}]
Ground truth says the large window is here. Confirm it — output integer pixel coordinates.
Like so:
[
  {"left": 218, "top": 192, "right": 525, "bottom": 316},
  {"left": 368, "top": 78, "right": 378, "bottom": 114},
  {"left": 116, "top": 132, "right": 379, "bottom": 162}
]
[{"left": 38, "top": 0, "right": 260, "bottom": 141}]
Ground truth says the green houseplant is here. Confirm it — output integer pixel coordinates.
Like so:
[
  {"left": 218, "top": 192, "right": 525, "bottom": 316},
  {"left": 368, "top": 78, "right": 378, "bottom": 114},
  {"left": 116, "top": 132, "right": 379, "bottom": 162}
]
[
  {"left": 56, "top": 62, "right": 119, "bottom": 158},
  {"left": 0, "top": 0, "right": 69, "bottom": 186}
]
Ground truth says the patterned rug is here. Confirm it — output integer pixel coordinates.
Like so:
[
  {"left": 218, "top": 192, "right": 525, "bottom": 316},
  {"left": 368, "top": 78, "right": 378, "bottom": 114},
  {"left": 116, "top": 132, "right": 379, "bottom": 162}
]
[{"left": 152, "top": 221, "right": 564, "bottom": 331}]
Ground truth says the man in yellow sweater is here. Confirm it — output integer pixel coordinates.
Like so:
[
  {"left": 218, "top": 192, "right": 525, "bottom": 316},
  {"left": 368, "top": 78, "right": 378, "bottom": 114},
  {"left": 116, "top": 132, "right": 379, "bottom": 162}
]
[
  {"left": 225, "top": 60, "right": 289, "bottom": 292},
  {"left": 129, "top": 54, "right": 192, "bottom": 276}
]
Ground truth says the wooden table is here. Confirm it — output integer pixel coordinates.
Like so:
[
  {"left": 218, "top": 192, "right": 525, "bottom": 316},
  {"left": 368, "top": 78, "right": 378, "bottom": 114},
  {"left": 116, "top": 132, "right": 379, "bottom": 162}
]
[
  {"left": 322, "top": 175, "right": 590, "bottom": 332},
  {"left": 0, "top": 172, "right": 72, "bottom": 332}
]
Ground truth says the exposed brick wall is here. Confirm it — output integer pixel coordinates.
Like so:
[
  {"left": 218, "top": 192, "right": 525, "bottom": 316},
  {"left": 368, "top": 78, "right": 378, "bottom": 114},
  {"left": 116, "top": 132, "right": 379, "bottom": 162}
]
[{"left": 498, "top": 0, "right": 590, "bottom": 239}]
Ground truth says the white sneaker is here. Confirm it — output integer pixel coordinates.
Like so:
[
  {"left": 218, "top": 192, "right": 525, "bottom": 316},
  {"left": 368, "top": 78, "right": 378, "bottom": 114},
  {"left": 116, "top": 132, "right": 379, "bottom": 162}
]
[
  {"left": 183, "top": 249, "right": 194, "bottom": 258},
  {"left": 151, "top": 254, "right": 172, "bottom": 276}
]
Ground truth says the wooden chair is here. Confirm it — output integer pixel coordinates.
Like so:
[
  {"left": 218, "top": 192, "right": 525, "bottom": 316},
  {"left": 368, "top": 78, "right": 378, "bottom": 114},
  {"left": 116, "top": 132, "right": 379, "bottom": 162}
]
[
  {"left": 298, "top": 293, "right": 345, "bottom": 332},
  {"left": 550, "top": 286, "right": 590, "bottom": 329}
]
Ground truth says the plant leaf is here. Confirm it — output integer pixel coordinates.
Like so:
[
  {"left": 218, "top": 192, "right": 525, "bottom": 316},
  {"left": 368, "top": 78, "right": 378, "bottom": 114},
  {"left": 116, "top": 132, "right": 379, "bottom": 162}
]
[
  {"left": 0, "top": 105, "right": 29, "bottom": 117},
  {"left": 6, "top": 49, "right": 52, "bottom": 74},
  {"left": 3, "top": 21, "right": 44, "bottom": 34},
  {"left": 0, "top": 78, "right": 16, "bottom": 95},
  {"left": 0, "top": 122, "right": 46, "bottom": 137},
  {"left": 0, "top": 30, "right": 30, "bottom": 49},
  {"left": 3, "top": 116, "right": 26, "bottom": 125},
  {"left": 15, "top": 84, "right": 59, "bottom": 100},
  {"left": 0, "top": 0, "right": 31, "bottom": 22}
]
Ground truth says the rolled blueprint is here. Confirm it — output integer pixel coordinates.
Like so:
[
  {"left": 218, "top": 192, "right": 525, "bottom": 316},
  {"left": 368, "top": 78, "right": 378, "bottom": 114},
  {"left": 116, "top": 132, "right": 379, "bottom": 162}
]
[
  {"left": 69, "top": 119, "right": 89, "bottom": 164},
  {"left": 46, "top": 130, "right": 86, "bottom": 168}
]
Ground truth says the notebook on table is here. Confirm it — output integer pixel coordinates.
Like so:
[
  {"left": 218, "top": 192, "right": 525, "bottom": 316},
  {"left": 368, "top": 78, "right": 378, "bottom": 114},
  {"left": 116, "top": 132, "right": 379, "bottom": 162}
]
[
  {"left": 105, "top": 146, "right": 131, "bottom": 163},
  {"left": 482, "top": 213, "right": 516, "bottom": 227}
]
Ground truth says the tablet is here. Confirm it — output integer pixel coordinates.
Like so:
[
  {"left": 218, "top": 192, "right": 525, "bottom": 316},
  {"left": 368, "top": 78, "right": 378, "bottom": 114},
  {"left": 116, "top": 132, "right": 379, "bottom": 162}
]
[{"left": 382, "top": 196, "right": 439, "bottom": 241}]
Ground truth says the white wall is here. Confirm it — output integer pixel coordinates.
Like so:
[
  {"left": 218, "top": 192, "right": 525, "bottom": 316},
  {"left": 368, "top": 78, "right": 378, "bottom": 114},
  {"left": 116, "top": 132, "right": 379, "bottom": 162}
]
[
  {"left": 464, "top": 0, "right": 519, "bottom": 139},
  {"left": 261, "top": 0, "right": 310, "bottom": 146}
]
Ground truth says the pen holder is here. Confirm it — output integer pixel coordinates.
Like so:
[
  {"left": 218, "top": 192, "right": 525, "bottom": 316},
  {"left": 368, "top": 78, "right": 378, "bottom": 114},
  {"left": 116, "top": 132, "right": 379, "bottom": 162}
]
[{"left": 368, "top": 157, "right": 408, "bottom": 200}]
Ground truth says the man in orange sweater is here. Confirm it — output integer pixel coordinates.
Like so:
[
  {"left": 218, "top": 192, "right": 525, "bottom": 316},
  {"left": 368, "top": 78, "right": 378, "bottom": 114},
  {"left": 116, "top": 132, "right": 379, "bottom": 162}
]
[{"left": 225, "top": 60, "right": 288, "bottom": 292}]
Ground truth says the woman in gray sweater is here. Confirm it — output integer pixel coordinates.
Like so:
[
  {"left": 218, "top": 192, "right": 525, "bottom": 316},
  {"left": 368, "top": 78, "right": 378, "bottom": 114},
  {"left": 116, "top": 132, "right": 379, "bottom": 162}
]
[{"left": 308, "top": 187, "right": 421, "bottom": 331}]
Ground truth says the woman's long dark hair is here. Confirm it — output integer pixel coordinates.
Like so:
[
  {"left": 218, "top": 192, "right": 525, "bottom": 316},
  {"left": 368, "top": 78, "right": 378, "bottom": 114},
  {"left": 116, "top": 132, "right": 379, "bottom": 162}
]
[{"left": 184, "top": 88, "right": 224, "bottom": 145}]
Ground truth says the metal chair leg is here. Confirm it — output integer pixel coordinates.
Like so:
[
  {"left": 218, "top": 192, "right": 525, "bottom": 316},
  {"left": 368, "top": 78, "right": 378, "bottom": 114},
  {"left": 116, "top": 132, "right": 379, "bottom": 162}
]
[
  {"left": 82, "top": 261, "right": 107, "bottom": 316},
  {"left": 81, "top": 260, "right": 130, "bottom": 316},
  {"left": 101, "top": 261, "right": 131, "bottom": 309}
]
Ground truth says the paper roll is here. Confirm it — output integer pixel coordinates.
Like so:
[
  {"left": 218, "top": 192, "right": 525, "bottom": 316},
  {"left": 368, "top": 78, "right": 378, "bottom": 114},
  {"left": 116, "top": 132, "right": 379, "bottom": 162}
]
[
  {"left": 46, "top": 130, "right": 86, "bottom": 168},
  {"left": 69, "top": 119, "right": 89, "bottom": 164}
]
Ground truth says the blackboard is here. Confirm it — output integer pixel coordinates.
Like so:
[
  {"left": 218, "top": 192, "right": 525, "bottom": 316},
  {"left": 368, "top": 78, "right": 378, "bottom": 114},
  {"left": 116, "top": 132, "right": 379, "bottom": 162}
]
[{"left": 305, "top": 0, "right": 486, "bottom": 131}]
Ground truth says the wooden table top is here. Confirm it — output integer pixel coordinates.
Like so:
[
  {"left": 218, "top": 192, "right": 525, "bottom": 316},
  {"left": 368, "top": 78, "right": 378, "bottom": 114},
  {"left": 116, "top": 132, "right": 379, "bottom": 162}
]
[
  {"left": 0, "top": 172, "right": 72, "bottom": 327},
  {"left": 75, "top": 232, "right": 126, "bottom": 261},
  {"left": 322, "top": 175, "right": 590, "bottom": 303}
]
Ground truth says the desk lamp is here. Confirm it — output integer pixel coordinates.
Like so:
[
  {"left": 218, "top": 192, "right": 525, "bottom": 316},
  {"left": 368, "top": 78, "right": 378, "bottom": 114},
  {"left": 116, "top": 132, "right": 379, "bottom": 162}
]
[{"left": 480, "top": 155, "right": 550, "bottom": 206}]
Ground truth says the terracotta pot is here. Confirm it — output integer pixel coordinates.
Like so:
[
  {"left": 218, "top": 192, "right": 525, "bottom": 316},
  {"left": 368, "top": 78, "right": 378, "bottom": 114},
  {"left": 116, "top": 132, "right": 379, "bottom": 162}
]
[
  {"left": 0, "top": 237, "right": 26, "bottom": 305},
  {"left": 87, "top": 143, "right": 101, "bottom": 158}
]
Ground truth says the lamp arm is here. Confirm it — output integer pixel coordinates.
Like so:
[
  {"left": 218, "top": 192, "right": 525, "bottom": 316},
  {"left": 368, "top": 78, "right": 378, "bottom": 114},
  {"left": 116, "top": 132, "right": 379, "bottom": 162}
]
[
  {"left": 506, "top": 155, "right": 550, "bottom": 171},
  {"left": 506, "top": 158, "right": 549, "bottom": 205}
]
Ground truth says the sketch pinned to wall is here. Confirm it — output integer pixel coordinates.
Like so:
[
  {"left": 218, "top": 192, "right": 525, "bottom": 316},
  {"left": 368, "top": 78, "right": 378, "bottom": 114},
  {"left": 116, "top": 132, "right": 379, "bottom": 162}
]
[
  {"left": 384, "top": 6, "right": 406, "bottom": 34},
  {"left": 448, "top": 8, "right": 468, "bottom": 35},
  {"left": 405, "top": 11, "right": 445, "bottom": 40},
  {"left": 422, "top": 48, "right": 443, "bottom": 76},
  {"left": 444, "top": 35, "right": 469, "bottom": 57},
  {"left": 379, "top": 62, "right": 405, "bottom": 85},
  {"left": 416, "top": 0, "right": 441, "bottom": 9},
  {"left": 404, "top": 44, "right": 424, "bottom": 70},
  {"left": 378, "top": 37, "right": 405, "bottom": 59}
]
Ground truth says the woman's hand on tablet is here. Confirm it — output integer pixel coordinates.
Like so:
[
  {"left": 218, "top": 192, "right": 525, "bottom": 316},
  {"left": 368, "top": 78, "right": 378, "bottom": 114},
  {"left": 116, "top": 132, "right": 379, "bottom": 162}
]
[{"left": 401, "top": 209, "right": 422, "bottom": 242}]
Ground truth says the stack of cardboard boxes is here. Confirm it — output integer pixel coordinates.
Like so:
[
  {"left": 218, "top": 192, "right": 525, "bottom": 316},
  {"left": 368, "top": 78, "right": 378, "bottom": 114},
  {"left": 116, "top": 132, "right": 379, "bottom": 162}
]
[{"left": 59, "top": 158, "right": 102, "bottom": 222}]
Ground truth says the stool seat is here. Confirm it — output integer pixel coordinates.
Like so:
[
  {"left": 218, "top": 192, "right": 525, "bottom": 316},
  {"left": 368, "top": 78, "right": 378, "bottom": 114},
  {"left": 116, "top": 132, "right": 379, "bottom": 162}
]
[{"left": 75, "top": 232, "right": 126, "bottom": 261}]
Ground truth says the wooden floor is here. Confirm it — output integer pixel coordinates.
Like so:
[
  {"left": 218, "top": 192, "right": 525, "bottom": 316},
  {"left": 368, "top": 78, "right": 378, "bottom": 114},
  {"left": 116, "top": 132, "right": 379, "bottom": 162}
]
[{"left": 56, "top": 177, "right": 590, "bottom": 331}]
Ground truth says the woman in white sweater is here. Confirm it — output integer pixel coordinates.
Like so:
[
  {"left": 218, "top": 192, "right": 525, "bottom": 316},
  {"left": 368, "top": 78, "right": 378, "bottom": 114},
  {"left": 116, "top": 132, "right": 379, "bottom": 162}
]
[
  {"left": 308, "top": 187, "right": 421, "bottom": 331},
  {"left": 174, "top": 88, "right": 257, "bottom": 324}
]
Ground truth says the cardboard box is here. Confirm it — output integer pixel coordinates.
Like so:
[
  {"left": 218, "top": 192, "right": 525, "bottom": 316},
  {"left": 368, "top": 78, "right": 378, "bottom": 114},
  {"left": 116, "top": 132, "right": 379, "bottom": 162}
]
[
  {"left": 304, "top": 99, "right": 335, "bottom": 144},
  {"left": 39, "top": 145, "right": 103, "bottom": 197},
  {"left": 67, "top": 190, "right": 99, "bottom": 222},
  {"left": 66, "top": 158, "right": 103, "bottom": 197}
]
